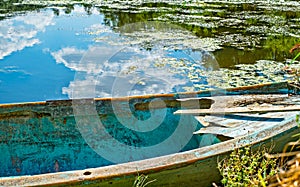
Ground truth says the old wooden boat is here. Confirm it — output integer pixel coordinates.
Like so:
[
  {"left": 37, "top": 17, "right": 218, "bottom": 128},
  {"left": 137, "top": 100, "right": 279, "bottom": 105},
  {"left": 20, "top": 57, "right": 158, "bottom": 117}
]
[{"left": 0, "top": 82, "right": 300, "bottom": 187}]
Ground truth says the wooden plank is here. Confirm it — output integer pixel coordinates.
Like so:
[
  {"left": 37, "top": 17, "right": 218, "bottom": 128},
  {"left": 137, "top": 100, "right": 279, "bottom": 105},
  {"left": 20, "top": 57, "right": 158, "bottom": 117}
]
[
  {"left": 194, "top": 116, "right": 240, "bottom": 127},
  {"left": 194, "top": 116, "right": 211, "bottom": 127},
  {"left": 193, "top": 127, "right": 235, "bottom": 138},
  {"left": 175, "top": 105, "right": 300, "bottom": 115},
  {"left": 177, "top": 94, "right": 289, "bottom": 108},
  {"left": 177, "top": 94, "right": 288, "bottom": 102},
  {"left": 194, "top": 111, "right": 299, "bottom": 138},
  {"left": 195, "top": 110, "right": 292, "bottom": 128}
]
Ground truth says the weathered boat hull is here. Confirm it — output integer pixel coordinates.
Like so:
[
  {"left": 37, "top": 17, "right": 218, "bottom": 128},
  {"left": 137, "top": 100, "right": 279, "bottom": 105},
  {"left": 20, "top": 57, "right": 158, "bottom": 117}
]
[{"left": 0, "top": 82, "right": 299, "bottom": 186}]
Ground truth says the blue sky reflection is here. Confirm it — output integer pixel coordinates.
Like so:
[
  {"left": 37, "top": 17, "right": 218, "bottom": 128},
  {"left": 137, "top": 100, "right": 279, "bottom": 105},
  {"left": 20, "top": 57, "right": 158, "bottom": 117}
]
[{"left": 0, "top": 5, "right": 212, "bottom": 104}]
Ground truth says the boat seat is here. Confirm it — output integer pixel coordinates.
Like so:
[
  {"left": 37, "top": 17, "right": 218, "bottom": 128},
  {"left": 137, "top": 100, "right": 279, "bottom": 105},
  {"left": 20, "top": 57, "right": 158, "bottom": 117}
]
[
  {"left": 174, "top": 105, "right": 300, "bottom": 115},
  {"left": 192, "top": 111, "right": 296, "bottom": 138},
  {"left": 175, "top": 94, "right": 300, "bottom": 138}
]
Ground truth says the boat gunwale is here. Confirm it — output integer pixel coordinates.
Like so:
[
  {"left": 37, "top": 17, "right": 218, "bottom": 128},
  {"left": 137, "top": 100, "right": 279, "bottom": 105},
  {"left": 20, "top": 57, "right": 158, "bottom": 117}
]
[{"left": 0, "top": 81, "right": 288, "bottom": 108}]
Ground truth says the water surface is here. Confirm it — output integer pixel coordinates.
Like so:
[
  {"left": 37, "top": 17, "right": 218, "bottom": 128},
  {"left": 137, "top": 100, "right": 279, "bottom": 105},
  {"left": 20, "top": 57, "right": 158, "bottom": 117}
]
[{"left": 1, "top": 1, "right": 300, "bottom": 104}]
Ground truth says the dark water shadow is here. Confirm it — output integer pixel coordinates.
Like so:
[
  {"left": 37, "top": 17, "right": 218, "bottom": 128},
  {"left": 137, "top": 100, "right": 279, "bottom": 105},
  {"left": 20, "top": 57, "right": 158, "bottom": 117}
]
[{"left": 212, "top": 114, "right": 285, "bottom": 122}]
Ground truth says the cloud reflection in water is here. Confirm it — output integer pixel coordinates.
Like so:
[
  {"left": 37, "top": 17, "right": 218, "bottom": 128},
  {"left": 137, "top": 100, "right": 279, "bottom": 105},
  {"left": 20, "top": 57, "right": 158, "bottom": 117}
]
[{"left": 0, "top": 11, "right": 54, "bottom": 60}]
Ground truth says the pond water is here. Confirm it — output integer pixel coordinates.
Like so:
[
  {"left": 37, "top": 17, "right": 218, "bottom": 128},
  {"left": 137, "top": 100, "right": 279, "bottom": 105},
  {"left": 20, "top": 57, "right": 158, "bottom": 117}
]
[{"left": 1, "top": 0, "right": 300, "bottom": 104}]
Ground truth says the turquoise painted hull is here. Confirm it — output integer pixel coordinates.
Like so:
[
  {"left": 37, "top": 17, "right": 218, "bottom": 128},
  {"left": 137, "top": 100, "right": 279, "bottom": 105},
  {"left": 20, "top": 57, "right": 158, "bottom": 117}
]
[{"left": 0, "top": 82, "right": 299, "bottom": 186}]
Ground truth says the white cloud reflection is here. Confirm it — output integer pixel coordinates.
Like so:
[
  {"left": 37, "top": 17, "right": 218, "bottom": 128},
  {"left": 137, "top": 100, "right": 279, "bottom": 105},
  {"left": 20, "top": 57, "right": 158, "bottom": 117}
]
[
  {"left": 52, "top": 22, "right": 209, "bottom": 99},
  {"left": 0, "top": 66, "right": 31, "bottom": 75},
  {"left": 0, "top": 11, "right": 54, "bottom": 60},
  {"left": 71, "top": 5, "right": 100, "bottom": 15},
  {"left": 54, "top": 45, "right": 191, "bottom": 99},
  {"left": 51, "top": 45, "right": 122, "bottom": 74},
  {"left": 51, "top": 47, "right": 87, "bottom": 71}
]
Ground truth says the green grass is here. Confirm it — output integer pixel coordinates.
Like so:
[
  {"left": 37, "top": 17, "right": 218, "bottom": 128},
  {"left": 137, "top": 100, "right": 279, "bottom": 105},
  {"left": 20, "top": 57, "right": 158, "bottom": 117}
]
[
  {"left": 133, "top": 173, "right": 156, "bottom": 187},
  {"left": 218, "top": 146, "right": 278, "bottom": 187},
  {"left": 291, "top": 51, "right": 300, "bottom": 65}
]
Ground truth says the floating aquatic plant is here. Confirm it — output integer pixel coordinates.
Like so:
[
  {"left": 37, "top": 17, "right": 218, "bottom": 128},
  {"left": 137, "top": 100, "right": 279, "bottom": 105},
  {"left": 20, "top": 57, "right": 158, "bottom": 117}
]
[{"left": 9, "top": 0, "right": 300, "bottom": 55}]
